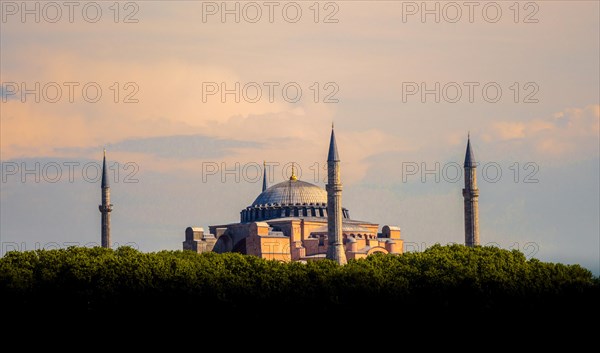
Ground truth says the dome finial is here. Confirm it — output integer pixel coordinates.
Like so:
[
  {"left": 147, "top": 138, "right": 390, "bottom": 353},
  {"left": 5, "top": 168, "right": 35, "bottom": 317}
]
[{"left": 290, "top": 162, "right": 298, "bottom": 181}]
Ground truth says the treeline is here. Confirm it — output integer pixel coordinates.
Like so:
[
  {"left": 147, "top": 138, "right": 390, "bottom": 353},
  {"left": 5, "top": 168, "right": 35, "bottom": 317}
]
[{"left": 0, "top": 245, "right": 597, "bottom": 321}]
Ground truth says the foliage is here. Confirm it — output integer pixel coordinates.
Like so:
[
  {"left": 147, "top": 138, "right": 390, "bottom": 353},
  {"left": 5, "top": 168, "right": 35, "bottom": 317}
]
[{"left": 0, "top": 244, "right": 597, "bottom": 320}]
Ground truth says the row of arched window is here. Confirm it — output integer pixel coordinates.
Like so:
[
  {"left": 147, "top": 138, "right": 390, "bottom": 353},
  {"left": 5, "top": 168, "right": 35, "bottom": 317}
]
[{"left": 241, "top": 205, "right": 350, "bottom": 222}]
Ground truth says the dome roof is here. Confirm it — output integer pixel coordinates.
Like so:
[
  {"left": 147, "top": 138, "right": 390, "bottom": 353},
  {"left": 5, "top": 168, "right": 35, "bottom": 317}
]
[{"left": 251, "top": 179, "right": 327, "bottom": 206}]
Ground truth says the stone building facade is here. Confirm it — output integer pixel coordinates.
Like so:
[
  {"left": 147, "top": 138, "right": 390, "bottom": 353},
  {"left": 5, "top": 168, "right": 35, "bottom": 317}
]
[{"left": 184, "top": 128, "right": 403, "bottom": 262}]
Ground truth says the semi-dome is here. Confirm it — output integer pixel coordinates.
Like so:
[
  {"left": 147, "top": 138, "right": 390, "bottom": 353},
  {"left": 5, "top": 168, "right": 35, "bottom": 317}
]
[{"left": 252, "top": 179, "right": 327, "bottom": 206}]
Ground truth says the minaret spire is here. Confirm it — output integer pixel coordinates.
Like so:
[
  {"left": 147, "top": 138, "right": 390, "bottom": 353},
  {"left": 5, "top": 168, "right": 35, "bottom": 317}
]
[
  {"left": 99, "top": 148, "right": 113, "bottom": 248},
  {"left": 326, "top": 126, "right": 347, "bottom": 265},
  {"left": 101, "top": 148, "right": 109, "bottom": 188},
  {"left": 262, "top": 161, "right": 268, "bottom": 192},
  {"left": 462, "top": 134, "right": 480, "bottom": 246},
  {"left": 327, "top": 126, "right": 340, "bottom": 162}
]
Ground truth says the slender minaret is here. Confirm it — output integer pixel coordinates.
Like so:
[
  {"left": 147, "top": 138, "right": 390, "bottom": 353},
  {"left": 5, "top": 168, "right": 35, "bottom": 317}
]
[
  {"left": 99, "top": 149, "right": 113, "bottom": 248},
  {"left": 462, "top": 134, "right": 480, "bottom": 247},
  {"left": 326, "top": 125, "right": 347, "bottom": 265},
  {"left": 262, "top": 161, "right": 268, "bottom": 192}
]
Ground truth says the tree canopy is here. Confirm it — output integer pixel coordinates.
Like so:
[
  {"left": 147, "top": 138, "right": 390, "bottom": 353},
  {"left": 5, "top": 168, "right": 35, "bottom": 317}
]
[{"left": 1, "top": 244, "right": 597, "bottom": 322}]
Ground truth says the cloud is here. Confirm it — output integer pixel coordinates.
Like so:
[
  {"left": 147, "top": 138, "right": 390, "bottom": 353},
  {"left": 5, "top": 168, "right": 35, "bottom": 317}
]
[
  {"left": 484, "top": 105, "right": 599, "bottom": 160},
  {"left": 491, "top": 121, "right": 527, "bottom": 140},
  {"left": 195, "top": 107, "right": 412, "bottom": 185},
  {"left": 0, "top": 53, "right": 294, "bottom": 161},
  {"left": 57, "top": 134, "right": 262, "bottom": 160}
]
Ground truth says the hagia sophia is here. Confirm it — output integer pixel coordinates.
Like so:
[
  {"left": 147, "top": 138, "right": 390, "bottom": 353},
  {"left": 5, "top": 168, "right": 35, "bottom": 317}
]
[
  {"left": 98, "top": 127, "right": 480, "bottom": 264},
  {"left": 178, "top": 128, "right": 480, "bottom": 263}
]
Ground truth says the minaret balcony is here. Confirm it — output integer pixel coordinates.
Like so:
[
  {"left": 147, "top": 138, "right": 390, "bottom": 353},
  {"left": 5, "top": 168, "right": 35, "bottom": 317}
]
[
  {"left": 462, "top": 189, "right": 479, "bottom": 197},
  {"left": 99, "top": 204, "right": 113, "bottom": 212}
]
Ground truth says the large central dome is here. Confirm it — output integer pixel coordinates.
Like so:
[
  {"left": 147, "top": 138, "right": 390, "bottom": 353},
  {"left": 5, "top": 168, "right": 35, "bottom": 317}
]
[
  {"left": 240, "top": 167, "right": 349, "bottom": 223},
  {"left": 241, "top": 177, "right": 349, "bottom": 223},
  {"left": 252, "top": 179, "right": 327, "bottom": 206}
]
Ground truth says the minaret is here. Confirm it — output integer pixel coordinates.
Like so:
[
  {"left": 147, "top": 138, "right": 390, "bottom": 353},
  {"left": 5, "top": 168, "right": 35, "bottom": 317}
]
[
  {"left": 326, "top": 125, "right": 347, "bottom": 265},
  {"left": 99, "top": 149, "right": 113, "bottom": 248},
  {"left": 262, "top": 161, "right": 268, "bottom": 192},
  {"left": 462, "top": 134, "right": 480, "bottom": 247}
]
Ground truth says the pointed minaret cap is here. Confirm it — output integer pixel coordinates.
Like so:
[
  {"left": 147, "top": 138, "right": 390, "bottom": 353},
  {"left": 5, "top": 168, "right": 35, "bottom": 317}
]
[
  {"left": 327, "top": 124, "right": 340, "bottom": 162},
  {"left": 464, "top": 133, "right": 476, "bottom": 167},
  {"left": 262, "top": 161, "right": 268, "bottom": 192},
  {"left": 101, "top": 148, "right": 110, "bottom": 188}
]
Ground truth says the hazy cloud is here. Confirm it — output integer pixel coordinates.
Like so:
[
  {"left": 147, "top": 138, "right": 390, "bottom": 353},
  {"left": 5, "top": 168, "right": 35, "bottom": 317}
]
[
  {"left": 484, "top": 105, "right": 599, "bottom": 161},
  {"left": 57, "top": 134, "right": 262, "bottom": 160}
]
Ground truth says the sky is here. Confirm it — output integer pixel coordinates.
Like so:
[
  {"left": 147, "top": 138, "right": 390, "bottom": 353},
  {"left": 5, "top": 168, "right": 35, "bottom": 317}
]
[{"left": 1, "top": 1, "right": 598, "bottom": 274}]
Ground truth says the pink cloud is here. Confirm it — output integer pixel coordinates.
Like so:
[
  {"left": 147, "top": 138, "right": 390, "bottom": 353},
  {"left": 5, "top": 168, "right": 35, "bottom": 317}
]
[
  {"left": 486, "top": 105, "right": 599, "bottom": 160},
  {"left": 491, "top": 121, "right": 527, "bottom": 140}
]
